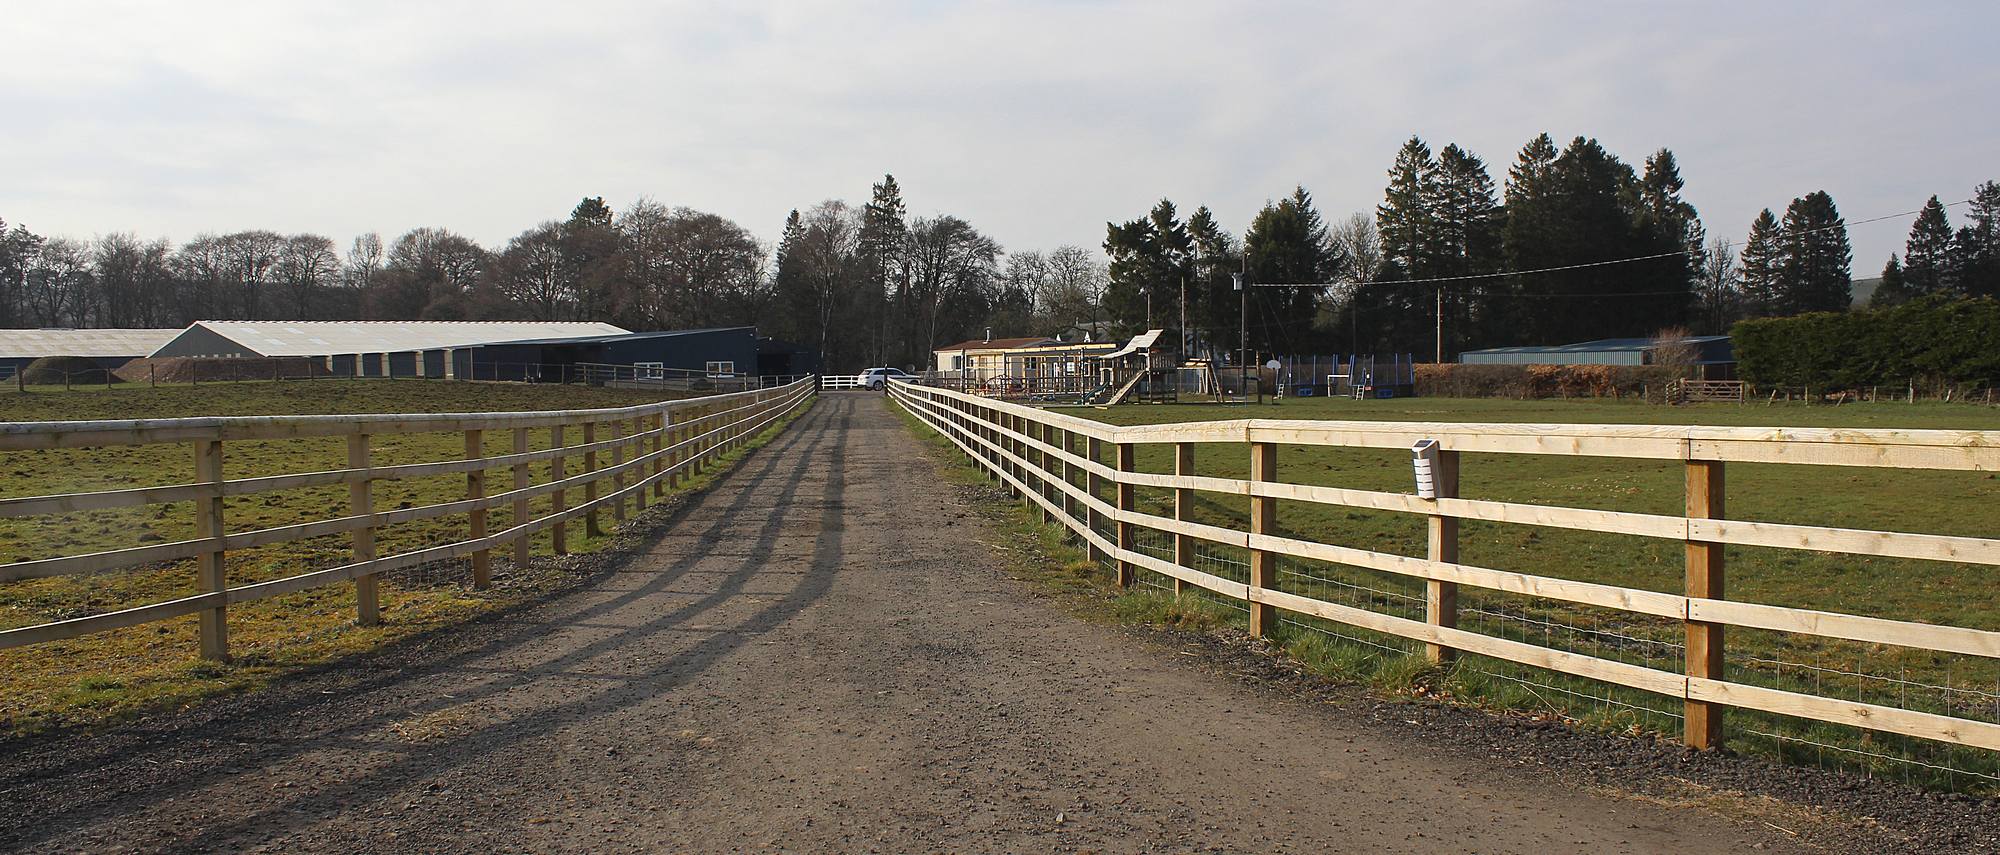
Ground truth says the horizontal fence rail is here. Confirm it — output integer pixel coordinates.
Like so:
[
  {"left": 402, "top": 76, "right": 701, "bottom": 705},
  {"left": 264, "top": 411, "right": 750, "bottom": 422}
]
[
  {"left": 0, "top": 377, "right": 817, "bottom": 659},
  {"left": 888, "top": 379, "right": 2000, "bottom": 762}
]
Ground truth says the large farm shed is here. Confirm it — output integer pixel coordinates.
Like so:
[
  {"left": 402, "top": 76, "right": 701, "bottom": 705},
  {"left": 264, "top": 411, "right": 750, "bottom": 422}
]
[
  {"left": 757, "top": 335, "right": 820, "bottom": 378},
  {"left": 0, "top": 328, "right": 181, "bottom": 376},
  {"left": 149, "top": 320, "right": 628, "bottom": 378},
  {"left": 1460, "top": 336, "right": 1736, "bottom": 379},
  {"left": 467, "top": 327, "right": 769, "bottom": 381}
]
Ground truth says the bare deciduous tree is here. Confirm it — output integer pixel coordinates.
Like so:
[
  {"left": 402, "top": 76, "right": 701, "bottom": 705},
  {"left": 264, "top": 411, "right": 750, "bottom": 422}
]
[
  {"left": 904, "top": 215, "right": 1002, "bottom": 355},
  {"left": 279, "top": 234, "right": 340, "bottom": 319},
  {"left": 1040, "top": 244, "right": 1108, "bottom": 336},
  {"left": 614, "top": 200, "right": 767, "bottom": 329},
  {"left": 344, "top": 232, "right": 385, "bottom": 291},
  {"left": 1695, "top": 236, "right": 1740, "bottom": 334},
  {"left": 488, "top": 222, "right": 578, "bottom": 321},
  {"left": 218, "top": 230, "right": 285, "bottom": 319},
  {"left": 25, "top": 236, "right": 92, "bottom": 327}
]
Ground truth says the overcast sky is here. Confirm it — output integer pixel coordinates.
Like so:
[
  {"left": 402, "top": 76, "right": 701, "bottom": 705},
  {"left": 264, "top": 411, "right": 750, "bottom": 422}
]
[{"left": 5, "top": 1, "right": 1995, "bottom": 275}]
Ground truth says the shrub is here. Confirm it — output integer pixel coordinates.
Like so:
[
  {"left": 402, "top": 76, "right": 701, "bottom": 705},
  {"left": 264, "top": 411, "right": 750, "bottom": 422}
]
[
  {"left": 1415, "top": 363, "right": 1683, "bottom": 400},
  {"left": 1734, "top": 296, "right": 2000, "bottom": 392}
]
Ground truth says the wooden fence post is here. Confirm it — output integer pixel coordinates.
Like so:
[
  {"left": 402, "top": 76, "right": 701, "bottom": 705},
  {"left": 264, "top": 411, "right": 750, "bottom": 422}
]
[
  {"left": 698, "top": 405, "right": 715, "bottom": 468},
  {"left": 999, "top": 411, "right": 1012, "bottom": 486},
  {"left": 689, "top": 408, "right": 707, "bottom": 477},
  {"left": 195, "top": 439, "right": 229, "bottom": 660},
  {"left": 1114, "top": 441, "right": 1135, "bottom": 587},
  {"left": 550, "top": 424, "right": 568, "bottom": 555},
  {"left": 1685, "top": 459, "right": 1726, "bottom": 749},
  {"left": 1061, "top": 429, "right": 1078, "bottom": 526},
  {"left": 981, "top": 406, "right": 997, "bottom": 479},
  {"left": 1249, "top": 441, "right": 1279, "bottom": 639},
  {"left": 1173, "top": 442, "right": 1195, "bottom": 598},
  {"left": 651, "top": 412, "right": 666, "bottom": 498},
  {"left": 1005, "top": 413, "right": 1022, "bottom": 499},
  {"left": 1085, "top": 436, "right": 1108, "bottom": 565},
  {"left": 512, "top": 427, "right": 531, "bottom": 570},
  {"left": 633, "top": 417, "right": 650, "bottom": 512},
  {"left": 583, "top": 422, "right": 602, "bottom": 537},
  {"left": 1425, "top": 449, "right": 1461, "bottom": 663},
  {"left": 667, "top": 413, "right": 684, "bottom": 490},
  {"left": 610, "top": 419, "right": 628, "bottom": 523},
  {"left": 1036, "top": 421, "right": 1055, "bottom": 524},
  {"left": 349, "top": 433, "right": 379, "bottom": 626},
  {"left": 466, "top": 429, "right": 490, "bottom": 589}
]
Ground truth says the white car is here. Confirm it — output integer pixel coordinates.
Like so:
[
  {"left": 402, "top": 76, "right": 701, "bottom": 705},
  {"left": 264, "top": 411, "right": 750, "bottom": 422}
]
[{"left": 856, "top": 367, "right": 914, "bottom": 390}]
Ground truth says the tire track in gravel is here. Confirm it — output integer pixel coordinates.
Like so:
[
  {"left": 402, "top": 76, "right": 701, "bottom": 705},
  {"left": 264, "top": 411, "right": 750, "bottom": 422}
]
[{"left": 1, "top": 392, "right": 1827, "bottom": 853}]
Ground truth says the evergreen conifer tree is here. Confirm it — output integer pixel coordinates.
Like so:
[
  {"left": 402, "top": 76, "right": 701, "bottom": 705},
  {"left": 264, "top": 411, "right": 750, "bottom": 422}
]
[
  {"left": 1430, "top": 144, "right": 1503, "bottom": 351},
  {"left": 1498, "top": 136, "right": 1665, "bottom": 343},
  {"left": 1951, "top": 181, "right": 2000, "bottom": 298},
  {"left": 1774, "top": 191, "right": 1852, "bottom": 314},
  {"left": 1185, "top": 205, "right": 1240, "bottom": 356},
  {"left": 1243, "top": 187, "right": 1340, "bottom": 354},
  {"left": 859, "top": 175, "right": 910, "bottom": 365},
  {"left": 1633, "top": 149, "right": 1702, "bottom": 323},
  {"left": 1902, "top": 195, "right": 1954, "bottom": 296},
  {"left": 1495, "top": 133, "right": 1562, "bottom": 342},
  {"left": 1376, "top": 136, "right": 1438, "bottom": 278},
  {"left": 1738, "top": 208, "right": 1784, "bottom": 315},
  {"left": 1102, "top": 199, "right": 1192, "bottom": 339},
  {"left": 1871, "top": 254, "right": 1912, "bottom": 307}
]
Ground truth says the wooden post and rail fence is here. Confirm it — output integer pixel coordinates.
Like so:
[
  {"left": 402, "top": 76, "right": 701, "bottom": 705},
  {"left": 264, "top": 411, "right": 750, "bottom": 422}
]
[
  {"left": 888, "top": 379, "right": 2000, "bottom": 757},
  {"left": 0, "top": 377, "right": 816, "bottom": 661}
]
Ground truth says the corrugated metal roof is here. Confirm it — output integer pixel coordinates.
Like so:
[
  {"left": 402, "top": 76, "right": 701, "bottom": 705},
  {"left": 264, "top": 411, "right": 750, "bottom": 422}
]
[
  {"left": 161, "top": 321, "right": 630, "bottom": 357},
  {"left": 932, "top": 336, "right": 1051, "bottom": 353},
  {"left": 0, "top": 328, "right": 181, "bottom": 358},
  {"left": 475, "top": 327, "right": 752, "bottom": 347}
]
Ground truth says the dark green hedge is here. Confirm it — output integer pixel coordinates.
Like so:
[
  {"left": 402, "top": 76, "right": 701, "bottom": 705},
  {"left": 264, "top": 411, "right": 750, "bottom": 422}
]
[{"left": 1732, "top": 297, "right": 2000, "bottom": 390}]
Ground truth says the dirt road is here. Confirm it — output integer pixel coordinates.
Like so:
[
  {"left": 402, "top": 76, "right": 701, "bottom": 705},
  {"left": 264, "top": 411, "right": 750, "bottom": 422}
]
[{"left": 0, "top": 392, "right": 1829, "bottom": 853}]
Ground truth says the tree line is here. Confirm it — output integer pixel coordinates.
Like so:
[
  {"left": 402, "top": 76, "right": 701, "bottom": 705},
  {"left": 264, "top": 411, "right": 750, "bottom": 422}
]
[
  {"left": 0, "top": 180, "right": 1111, "bottom": 373},
  {"left": 1092, "top": 133, "right": 1982, "bottom": 362},
  {"left": 5, "top": 151, "right": 1994, "bottom": 372},
  {"left": 1868, "top": 184, "right": 2000, "bottom": 307}
]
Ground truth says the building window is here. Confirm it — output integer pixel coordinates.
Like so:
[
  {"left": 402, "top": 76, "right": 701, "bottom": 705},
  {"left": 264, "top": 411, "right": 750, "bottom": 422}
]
[
  {"left": 705, "top": 361, "right": 735, "bottom": 377},
  {"left": 635, "top": 361, "right": 664, "bottom": 380}
]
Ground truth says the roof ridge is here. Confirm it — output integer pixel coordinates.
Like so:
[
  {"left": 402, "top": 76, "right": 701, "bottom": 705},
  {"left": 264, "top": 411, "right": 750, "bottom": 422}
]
[{"left": 193, "top": 319, "right": 618, "bottom": 325}]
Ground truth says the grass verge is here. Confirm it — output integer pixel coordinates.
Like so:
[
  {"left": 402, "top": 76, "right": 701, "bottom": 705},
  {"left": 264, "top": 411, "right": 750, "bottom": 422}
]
[{"left": 891, "top": 392, "right": 2000, "bottom": 794}]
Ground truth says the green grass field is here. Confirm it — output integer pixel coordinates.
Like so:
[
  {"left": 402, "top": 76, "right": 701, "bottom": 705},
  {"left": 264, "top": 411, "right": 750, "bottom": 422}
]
[
  {"left": 1030, "top": 395, "right": 2000, "bottom": 790},
  {"left": 0, "top": 380, "right": 800, "bottom": 738}
]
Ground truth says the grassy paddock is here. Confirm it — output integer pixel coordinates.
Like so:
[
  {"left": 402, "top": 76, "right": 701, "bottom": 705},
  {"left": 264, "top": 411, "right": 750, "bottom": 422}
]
[
  {"left": 0, "top": 380, "right": 804, "bottom": 737},
  {"left": 920, "top": 392, "right": 2000, "bottom": 792}
]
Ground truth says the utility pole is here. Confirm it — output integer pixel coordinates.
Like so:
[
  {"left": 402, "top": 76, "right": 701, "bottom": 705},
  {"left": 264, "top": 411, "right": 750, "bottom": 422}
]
[
  {"left": 1178, "top": 274, "right": 1188, "bottom": 359},
  {"left": 1234, "top": 262, "right": 1248, "bottom": 401},
  {"left": 1434, "top": 284, "right": 1444, "bottom": 364}
]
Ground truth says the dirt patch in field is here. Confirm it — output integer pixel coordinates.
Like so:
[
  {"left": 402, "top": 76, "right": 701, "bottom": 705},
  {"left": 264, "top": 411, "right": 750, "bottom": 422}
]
[{"left": 115, "top": 356, "right": 324, "bottom": 384}]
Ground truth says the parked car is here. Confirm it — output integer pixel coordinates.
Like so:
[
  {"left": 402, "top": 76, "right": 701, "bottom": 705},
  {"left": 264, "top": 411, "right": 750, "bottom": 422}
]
[{"left": 856, "top": 367, "right": 914, "bottom": 390}]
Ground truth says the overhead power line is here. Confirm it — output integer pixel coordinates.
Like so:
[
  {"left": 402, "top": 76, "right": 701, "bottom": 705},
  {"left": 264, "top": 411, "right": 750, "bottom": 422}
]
[{"left": 1247, "top": 198, "right": 1973, "bottom": 290}]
